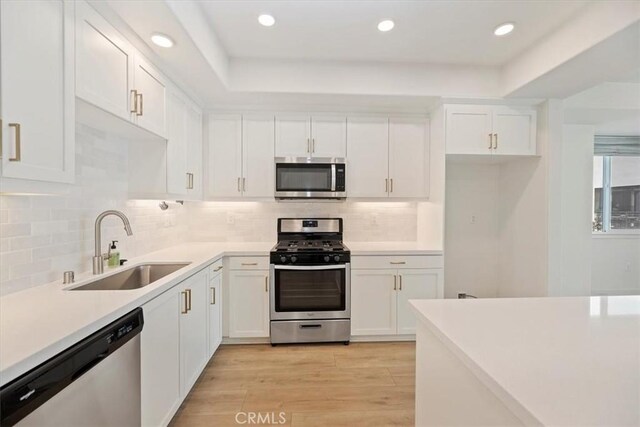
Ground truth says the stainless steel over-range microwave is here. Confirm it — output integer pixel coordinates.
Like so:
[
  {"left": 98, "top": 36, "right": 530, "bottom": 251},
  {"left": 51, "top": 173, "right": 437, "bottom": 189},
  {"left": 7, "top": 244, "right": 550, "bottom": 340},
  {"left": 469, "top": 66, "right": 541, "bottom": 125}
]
[{"left": 274, "top": 157, "right": 346, "bottom": 200}]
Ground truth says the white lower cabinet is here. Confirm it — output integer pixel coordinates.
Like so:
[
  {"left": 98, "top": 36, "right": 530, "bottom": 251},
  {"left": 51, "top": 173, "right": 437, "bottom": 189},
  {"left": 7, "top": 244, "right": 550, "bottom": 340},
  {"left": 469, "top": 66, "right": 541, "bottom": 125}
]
[
  {"left": 141, "top": 268, "right": 210, "bottom": 426},
  {"left": 208, "top": 265, "right": 223, "bottom": 357},
  {"left": 178, "top": 269, "right": 209, "bottom": 397},
  {"left": 228, "top": 269, "right": 270, "bottom": 338},
  {"left": 141, "top": 286, "right": 181, "bottom": 427},
  {"left": 351, "top": 266, "right": 442, "bottom": 336}
]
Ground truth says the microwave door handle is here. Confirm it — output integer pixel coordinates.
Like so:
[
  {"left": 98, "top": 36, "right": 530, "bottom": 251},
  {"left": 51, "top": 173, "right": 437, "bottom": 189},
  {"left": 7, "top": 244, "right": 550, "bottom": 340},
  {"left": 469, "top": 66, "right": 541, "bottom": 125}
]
[{"left": 331, "top": 164, "right": 336, "bottom": 192}]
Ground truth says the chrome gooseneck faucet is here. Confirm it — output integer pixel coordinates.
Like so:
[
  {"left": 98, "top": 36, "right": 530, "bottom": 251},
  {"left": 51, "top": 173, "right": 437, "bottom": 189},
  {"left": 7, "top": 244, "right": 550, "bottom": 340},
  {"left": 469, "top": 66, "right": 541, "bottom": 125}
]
[{"left": 93, "top": 210, "right": 133, "bottom": 275}]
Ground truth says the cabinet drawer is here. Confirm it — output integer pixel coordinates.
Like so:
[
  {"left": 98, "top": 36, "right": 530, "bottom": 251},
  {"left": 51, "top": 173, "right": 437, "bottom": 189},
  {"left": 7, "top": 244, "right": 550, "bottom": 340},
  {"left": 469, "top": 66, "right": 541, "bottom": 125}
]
[
  {"left": 351, "top": 255, "right": 443, "bottom": 270},
  {"left": 228, "top": 256, "right": 269, "bottom": 270},
  {"left": 208, "top": 259, "right": 224, "bottom": 277}
]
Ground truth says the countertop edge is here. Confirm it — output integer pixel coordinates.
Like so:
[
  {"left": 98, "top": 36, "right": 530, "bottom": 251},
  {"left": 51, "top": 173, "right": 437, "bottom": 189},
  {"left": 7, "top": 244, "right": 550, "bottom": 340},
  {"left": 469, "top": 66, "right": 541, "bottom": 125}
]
[{"left": 409, "top": 301, "right": 543, "bottom": 426}]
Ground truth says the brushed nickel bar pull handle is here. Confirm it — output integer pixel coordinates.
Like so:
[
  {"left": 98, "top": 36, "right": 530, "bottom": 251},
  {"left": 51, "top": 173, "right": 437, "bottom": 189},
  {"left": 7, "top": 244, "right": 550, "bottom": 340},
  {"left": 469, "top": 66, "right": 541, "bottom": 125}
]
[
  {"left": 243, "top": 177, "right": 246, "bottom": 192},
  {"left": 307, "top": 138, "right": 310, "bottom": 153},
  {"left": 186, "top": 172, "right": 191, "bottom": 189},
  {"left": 242, "top": 262, "right": 258, "bottom": 266},
  {"left": 214, "top": 265, "right": 223, "bottom": 272},
  {"left": 181, "top": 291, "right": 188, "bottom": 314},
  {"left": 186, "top": 288, "right": 192, "bottom": 312},
  {"left": 390, "top": 178, "right": 393, "bottom": 193},
  {"left": 488, "top": 133, "right": 493, "bottom": 149},
  {"left": 130, "top": 90, "right": 138, "bottom": 114},
  {"left": 136, "top": 93, "right": 143, "bottom": 116},
  {"left": 265, "top": 276, "right": 269, "bottom": 292},
  {"left": 390, "top": 261, "right": 406, "bottom": 265},
  {"left": 385, "top": 178, "right": 388, "bottom": 193},
  {"left": 211, "top": 287, "right": 216, "bottom": 305},
  {"left": 312, "top": 138, "right": 315, "bottom": 153},
  {"left": 399, "top": 275, "right": 402, "bottom": 291},
  {"left": 393, "top": 275, "right": 397, "bottom": 291},
  {"left": 494, "top": 133, "right": 498, "bottom": 150},
  {"left": 8, "top": 123, "right": 21, "bottom": 162},
  {"left": 237, "top": 177, "right": 241, "bottom": 192}
]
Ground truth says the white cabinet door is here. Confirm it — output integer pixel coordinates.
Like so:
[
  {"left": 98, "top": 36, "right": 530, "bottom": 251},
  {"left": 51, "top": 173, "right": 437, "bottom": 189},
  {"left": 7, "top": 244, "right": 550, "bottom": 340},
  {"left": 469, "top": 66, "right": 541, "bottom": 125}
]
[
  {"left": 0, "top": 0, "right": 75, "bottom": 183},
  {"left": 445, "top": 106, "right": 493, "bottom": 155},
  {"left": 75, "top": 1, "right": 134, "bottom": 121},
  {"left": 141, "top": 287, "right": 181, "bottom": 427},
  {"left": 166, "top": 92, "right": 187, "bottom": 195},
  {"left": 208, "top": 115, "right": 243, "bottom": 198},
  {"left": 310, "top": 116, "right": 346, "bottom": 158},
  {"left": 228, "top": 270, "right": 270, "bottom": 338},
  {"left": 351, "top": 269, "right": 397, "bottom": 336},
  {"left": 242, "top": 115, "right": 274, "bottom": 198},
  {"left": 492, "top": 107, "right": 537, "bottom": 156},
  {"left": 275, "top": 116, "right": 311, "bottom": 158},
  {"left": 133, "top": 55, "right": 167, "bottom": 138},
  {"left": 396, "top": 269, "right": 441, "bottom": 335},
  {"left": 347, "top": 117, "right": 389, "bottom": 198},
  {"left": 389, "top": 118, "right": 429, "bottom": 198},
  {"left": 179, "top": 270, "right": 209, "bottom": 397},
  {"left": 186, "top": 104, "right": 203, "bottom": 200},
  {"left": 208, "top": 272, "right": 223, "bottom": 357}
]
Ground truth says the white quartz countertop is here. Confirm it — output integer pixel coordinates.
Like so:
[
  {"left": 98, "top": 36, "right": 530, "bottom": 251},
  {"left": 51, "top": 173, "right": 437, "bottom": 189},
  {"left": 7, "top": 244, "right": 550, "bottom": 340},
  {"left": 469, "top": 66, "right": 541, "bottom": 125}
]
[
  {"left": 0, "top": 240, "right": 441, "bottom": 387},
  {"left": 346, "top": 241, "right": 443, "bottom": 255},
  {"left": 410, "top": 296, "right": 640, "bottom": 426},
  {"left": 0, "top": 242, "right": 272, "bottom": 387}
]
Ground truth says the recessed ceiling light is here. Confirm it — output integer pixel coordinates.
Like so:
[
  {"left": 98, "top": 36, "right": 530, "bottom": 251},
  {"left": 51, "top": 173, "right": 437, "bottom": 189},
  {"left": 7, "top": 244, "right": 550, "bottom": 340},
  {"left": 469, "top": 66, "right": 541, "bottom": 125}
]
[
  {"left": 151, "top": 33, "right": 174, "bottom": 48},
  {"left": 494, "top": 23, "right": 515, "bottom": 36},
  {"left": 378, "top": 20, "right": 395, "bottom": 32},
  {"left": 258, "top": 14, "right": 275, "bottom": 27}
]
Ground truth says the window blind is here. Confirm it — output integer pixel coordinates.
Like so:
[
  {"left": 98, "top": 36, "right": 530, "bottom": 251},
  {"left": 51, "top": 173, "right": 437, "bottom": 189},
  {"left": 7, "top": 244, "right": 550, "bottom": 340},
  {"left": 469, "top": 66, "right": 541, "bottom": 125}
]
[{"left": 594, "top": 135, "right": 640, "bottom": 156}]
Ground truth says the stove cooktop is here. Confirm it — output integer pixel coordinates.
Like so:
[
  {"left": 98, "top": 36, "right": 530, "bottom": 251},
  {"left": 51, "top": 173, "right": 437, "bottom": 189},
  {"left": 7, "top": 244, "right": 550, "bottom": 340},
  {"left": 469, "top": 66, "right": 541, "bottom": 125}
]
[{"left": 273, "top": 240, "right": 347, "bottom": 253}]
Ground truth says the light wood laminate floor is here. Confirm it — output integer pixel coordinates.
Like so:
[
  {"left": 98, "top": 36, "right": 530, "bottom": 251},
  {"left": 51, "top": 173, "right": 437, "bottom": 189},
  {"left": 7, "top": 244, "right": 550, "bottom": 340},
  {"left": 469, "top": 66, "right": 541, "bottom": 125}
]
[{"left": 170, "top": 342, "right": 416, "bottom": 427}]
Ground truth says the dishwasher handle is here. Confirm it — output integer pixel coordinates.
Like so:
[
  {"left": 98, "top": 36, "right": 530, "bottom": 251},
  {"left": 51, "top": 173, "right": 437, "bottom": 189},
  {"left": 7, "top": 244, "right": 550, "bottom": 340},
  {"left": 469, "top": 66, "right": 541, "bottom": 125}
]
[{"left": 0, "top": 308, "right": 144, "bottom": 427}]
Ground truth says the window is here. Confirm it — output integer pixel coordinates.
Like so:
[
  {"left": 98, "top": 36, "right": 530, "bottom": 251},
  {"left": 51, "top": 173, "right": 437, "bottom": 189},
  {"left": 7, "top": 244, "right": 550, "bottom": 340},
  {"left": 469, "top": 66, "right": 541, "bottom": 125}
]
[{"left": 593, "top": 136, "right": 640, "bottom": 232}]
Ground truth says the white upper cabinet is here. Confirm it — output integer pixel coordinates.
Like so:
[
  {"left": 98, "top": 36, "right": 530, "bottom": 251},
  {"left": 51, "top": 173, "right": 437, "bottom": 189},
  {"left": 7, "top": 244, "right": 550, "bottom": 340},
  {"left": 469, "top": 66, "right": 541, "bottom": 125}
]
[
  {"left": 275, "top": 115, "right": 347, "bottom": 158},
  {"left": 445, "top": 105, "right": 537, "bottom": 156},
  {"left": 208, "top": 114, "right": 274, "bottom": 199},
  {"left": 76, "top": 2, "right": 167, "bottom": 139},
  {"left": 185, "top": 104, "right": 203, "bottom": 199},
  {"left": 76, "top": 1, "right": 134, "bottom": 121},
  {"left": 389, "top": 118, "right": 429, "bottom": 199},
  {"left": 242, "top": 115, "right": 275, "bottom": 198},
  {"left": 310, "top": 116, "right": 347, "bottom": 158},
  {"left": 166, "top": 91, "right": 202, "bottom": 199},
  {"left": 347, "top": 117, "right": 389, "bottom": 198},
  {"left": 208, "top": 115, "right": 243, "bottom": 198},
  {"left": 492, "top": 107, "right": 537, "bottom": 155},
  {"left": 275, "top": 115, "right": 310, "bottom": 157},
  {"left": 132, "top": 55, "right": 167, "bottom": 138},
  {"left": 0, "top": 0, "right": 75, "bottom": 184}
]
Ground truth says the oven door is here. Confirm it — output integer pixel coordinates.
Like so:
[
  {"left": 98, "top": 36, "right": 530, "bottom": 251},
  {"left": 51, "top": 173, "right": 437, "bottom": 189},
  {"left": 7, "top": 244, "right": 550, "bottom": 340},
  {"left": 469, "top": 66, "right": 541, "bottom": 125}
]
[
  {"left": 275, "top": 158, "right": 345, "bottom": 199},
  {"left": 270, "top": 264, "right": 350, "bottom": 320}
]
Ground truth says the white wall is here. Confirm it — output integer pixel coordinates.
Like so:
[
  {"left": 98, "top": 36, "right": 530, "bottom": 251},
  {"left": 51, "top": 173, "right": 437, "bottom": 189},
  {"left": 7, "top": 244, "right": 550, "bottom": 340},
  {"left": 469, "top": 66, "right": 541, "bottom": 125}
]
[
  {"left": 445, "top": 162, "right": 501, "bottom": 298},
  {"left": 0, "top": 125, "right": 187, "bottom": 296},
  {"left": 592, "top": 236, "right": 640, "bottom": 295}
]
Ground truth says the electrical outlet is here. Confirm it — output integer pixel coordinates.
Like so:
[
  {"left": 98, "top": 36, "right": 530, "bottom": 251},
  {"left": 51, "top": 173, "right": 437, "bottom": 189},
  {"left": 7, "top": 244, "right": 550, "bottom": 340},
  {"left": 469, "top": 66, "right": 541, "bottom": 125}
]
[{"left": 470, "top": 215, "right": 476, "bottom": 224}]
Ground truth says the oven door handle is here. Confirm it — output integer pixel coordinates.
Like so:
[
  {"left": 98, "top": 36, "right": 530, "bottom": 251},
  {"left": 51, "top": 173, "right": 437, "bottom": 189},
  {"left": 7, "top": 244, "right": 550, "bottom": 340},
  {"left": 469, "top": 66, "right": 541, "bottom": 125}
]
[{"left": 272, "top": 264, "right": 347, "bottom": 271}]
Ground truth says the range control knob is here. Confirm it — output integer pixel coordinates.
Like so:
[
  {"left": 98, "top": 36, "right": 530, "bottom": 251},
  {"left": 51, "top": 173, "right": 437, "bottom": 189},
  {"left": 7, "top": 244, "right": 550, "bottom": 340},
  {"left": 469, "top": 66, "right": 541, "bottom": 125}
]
[
  {"left": 291, "top": 256, "right": 297, "bottom": 263},
  {"left": 280, "top": 256, "right": 287, "bottom": 263},
  {"left": 324, "top": 255, "right": 331, "bottom": 262},
  {"left": 334, "top": 255, "right": 341, "bottom": 262}
]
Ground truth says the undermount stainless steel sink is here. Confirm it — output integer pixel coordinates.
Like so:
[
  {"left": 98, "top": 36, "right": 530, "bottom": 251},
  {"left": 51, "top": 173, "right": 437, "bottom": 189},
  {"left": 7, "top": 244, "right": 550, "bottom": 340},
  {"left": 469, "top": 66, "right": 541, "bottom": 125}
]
[{"left": 70, "top": 263, "right": 191, "bottom": 291}]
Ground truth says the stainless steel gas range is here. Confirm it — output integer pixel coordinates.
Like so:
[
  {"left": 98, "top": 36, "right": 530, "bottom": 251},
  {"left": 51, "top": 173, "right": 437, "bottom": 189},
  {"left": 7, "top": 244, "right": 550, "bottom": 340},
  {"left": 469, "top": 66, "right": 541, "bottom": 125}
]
[{"left": 269, "top": 218, "right": 351, "bottom": 345}]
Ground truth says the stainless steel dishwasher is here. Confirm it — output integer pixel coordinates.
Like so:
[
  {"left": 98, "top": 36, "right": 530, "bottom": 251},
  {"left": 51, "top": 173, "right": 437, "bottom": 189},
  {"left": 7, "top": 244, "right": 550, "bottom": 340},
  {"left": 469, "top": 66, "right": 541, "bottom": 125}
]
[{"left": 0, "top": 308, "right": 143, "bottom": 427}]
